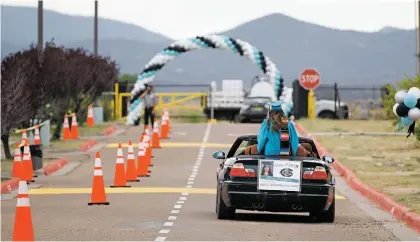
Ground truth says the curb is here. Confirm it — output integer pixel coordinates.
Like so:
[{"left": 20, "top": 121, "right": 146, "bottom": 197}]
[
  {"left": 80, "top": 138, "right": 97, "bottom": 152},
  {"left": 1, "top": 178, "right": 19, "bottom": 194},
  {"left": 103, "top": 124, "right": 117, "bottom": 136},
  {"left": 43, "top": 158, "right": 69, "bottom": 176},
  {"left": 295, "top": 122, "right": 420, "bottom": 233}
]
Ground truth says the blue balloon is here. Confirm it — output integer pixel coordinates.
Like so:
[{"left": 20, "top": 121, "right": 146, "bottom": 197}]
[
  {"left": 404, "top": 93, "right": 417, "bottom": 108},
  {"left": 401, "top": 116, "right": 414, "bottom": 127}
]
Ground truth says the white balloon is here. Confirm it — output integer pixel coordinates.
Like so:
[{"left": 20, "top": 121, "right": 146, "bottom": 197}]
[
  {"left": 392, "top": 103, "right": 399, "bottom": 116},
  {"left": 394, "top": 90, "right": 406, "bottom": 104},
  {"left": 408, "top": 107, "right": 420, "bottom": 120},
  {"left": 408, "top": 87, "right": 420, "bottom": 99}
]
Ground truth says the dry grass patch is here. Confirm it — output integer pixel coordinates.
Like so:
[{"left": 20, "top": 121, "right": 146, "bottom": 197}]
[
  {"left": 317, "top": 135, "right": 420, "bottom": 213},
  {"left": 298, "top": 119, "right": 397, "bottom": 133}
]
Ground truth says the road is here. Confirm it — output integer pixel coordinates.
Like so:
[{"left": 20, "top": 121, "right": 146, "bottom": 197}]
[{"left": 1, "top": 123, "right": 419, "bottom": 241}]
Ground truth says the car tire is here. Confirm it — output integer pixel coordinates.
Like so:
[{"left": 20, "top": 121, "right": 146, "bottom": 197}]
[
  {"left": 318, "top": 111, "right": 336, "bottom": 119},
  {"left": 311, "top": 196, "right": 335, "bottom": 223},
  {"left": 216, "top": 185, "right": 235, "bottom": 220}
]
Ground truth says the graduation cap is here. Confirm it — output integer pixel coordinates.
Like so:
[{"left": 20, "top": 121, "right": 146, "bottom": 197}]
[{"left": 265, "top": 100, "right": 286, "bottom": 112}]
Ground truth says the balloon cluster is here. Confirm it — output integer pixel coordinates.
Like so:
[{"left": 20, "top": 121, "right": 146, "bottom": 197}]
[
  {"left": 127, "top": 34, "right": 284, "bottom": 125},
  {"left": 393, "top": 87, "right": 420, "bottom": 137}
]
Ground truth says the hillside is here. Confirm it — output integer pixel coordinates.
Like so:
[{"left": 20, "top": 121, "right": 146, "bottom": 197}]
[{"left": 1, "top": 5, "right": 417, "bottom": 87}]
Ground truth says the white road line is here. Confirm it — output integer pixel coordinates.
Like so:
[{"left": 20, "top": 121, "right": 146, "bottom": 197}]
[
  {"left": 164, "top": 222, "right": 174, "bottom": 226},
  {"left": 154, "top": 123, "right": 212, "bottom": 242}
]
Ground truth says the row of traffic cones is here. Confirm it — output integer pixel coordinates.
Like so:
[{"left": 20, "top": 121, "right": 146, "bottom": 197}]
[
  {"left": 12, "top": 140, "right": 36, "bottom": 183},
  {"left": 62, "top": 105, "right": 95, "bottom": 140},
  {"left": 10, "top": 108, "right": 171, "bottom": 241},
  {"left": 63, "top": 113, "right": 79, "bottom": 140},
  {"left": 20, "top": 125, "right": 42, "bottom": 145},
  {"left": 88, "top": 129, "right": 154, "bottom": 205}
]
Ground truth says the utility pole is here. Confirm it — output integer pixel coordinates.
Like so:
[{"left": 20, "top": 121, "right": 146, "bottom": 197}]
[
  {"left": 37, "top": 0, "right": 43, "bottom": 61},
  {"left": 418, "top": 0, "right": 420, "bottom": 73},
  {"left": 94, "top": 0, "right": 98, "bottom": 56}
]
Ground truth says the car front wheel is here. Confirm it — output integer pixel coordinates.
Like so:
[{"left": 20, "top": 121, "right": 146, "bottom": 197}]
[{"left": 216, "top": 185, "right": 235, "bottom": 219}]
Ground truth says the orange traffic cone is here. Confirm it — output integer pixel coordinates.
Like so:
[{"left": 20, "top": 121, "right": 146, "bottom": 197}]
[
  {"left": 22, "top": 140, "right": 34, "bottom": 183},
  {"left": 62, "top": 114, "right": 72, "bottom": 140},
  {"left": 143, "top": 130, "right": 153, "bottom": 167},
  {"left": 88, "top": 152, "right": 109, "bottom": 205},
  {"left": 163, "top": 107, "right": 171, "bottom": 133},
  {"left": 12, "top": 180, "right": 34, "bottom": 241},
  {"left": 33, "top": 125, "right": 41, "bottom": 145},
  {"left": 137, "top": 139, "right": 150, "bottom": 177},
  {"left": 87, "top": 105, "right": 95, "bottom": 127},
  {"left": 126, "top": 141, "right": 140, "bottom": 182},
  {"left": 21, "top": 129, "right": 27, "bottom": 144},
  {"left": 160, "top": 115, "right": 169, "bottom": 139},
  {"left": 110, "top": 144, "right": 130, "bottom": 188},
  {"left": 151, "top": 119, "right": 161, "bottom": 148},
  {"left": 71, "top": 112, "right": 79, "bottom": 139},
  {"left": 12, "top": 143, "right": 23, "bottom": 179}
]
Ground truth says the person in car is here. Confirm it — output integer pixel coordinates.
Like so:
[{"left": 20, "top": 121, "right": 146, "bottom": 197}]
[{"left": 256, "top": 100, "right": 301, "bottom": 156}]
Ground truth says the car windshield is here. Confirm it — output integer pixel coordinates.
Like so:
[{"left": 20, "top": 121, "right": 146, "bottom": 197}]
[{"left": 244, "top": 97, "right": 271, "bottom": 105}]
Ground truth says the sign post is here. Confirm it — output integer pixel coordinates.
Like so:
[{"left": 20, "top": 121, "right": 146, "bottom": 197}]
[{"left": 299, "top": 68, "right": 320, "bottom": 120}]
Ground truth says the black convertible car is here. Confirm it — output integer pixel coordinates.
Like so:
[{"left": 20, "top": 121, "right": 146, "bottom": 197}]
[{"left": 213, "top": 135, "right": 336, "bottom": 222}]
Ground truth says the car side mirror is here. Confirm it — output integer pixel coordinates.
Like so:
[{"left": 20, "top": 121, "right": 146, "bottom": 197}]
[
  {"left": 213, "top": 151, "right": 225, "bottom": 160},
  {"left": 322, "top": 156, "right": 334, "bottom": 163}
]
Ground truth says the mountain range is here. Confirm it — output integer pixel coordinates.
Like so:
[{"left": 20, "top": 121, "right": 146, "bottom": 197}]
[{"left": 1, "top": 5, "right": 418, "bottom": 89}]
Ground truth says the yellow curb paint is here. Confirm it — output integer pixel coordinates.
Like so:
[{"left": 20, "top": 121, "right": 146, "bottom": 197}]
[
  {"left": 106, "top": 142, "right": 231, "bottom": 148},
  {"left": 27, "top": 187, "right": 347, "bottom": 199}
]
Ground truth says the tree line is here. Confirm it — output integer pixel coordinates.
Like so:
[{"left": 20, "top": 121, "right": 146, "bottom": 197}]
[{"left": 1, "top": 41, "right": 119, "bottom": 159}]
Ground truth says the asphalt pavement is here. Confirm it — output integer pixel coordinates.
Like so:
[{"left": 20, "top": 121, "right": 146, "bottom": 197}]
[{"left": 1, "top": 123, "right": 419, "bottom": 241}]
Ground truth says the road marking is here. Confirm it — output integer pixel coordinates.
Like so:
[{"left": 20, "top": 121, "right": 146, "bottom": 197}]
[
  {"left": 153, "top": 123, "right": 212, "bottom": 242},
  {"left": 159, "top": 229, "right": 170, "bottom": 234},
  {"left": 26, "top": 187, "right": 347, "bottom": 199},
  {"left": 106, "top": 142, "right": 229, "bottom": 148},
  {"left": 28, "top": 187, "right": 217, "bottom": 195},
  {"left": 168, "top": 216, "right": 177, "bottom": 220}
]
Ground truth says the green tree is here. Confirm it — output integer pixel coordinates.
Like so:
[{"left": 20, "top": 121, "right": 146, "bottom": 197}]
[
  {"left": 382, "top": 74, "right": 420, "bottom": 141},
  {"left": 118, "top": 73, "right": 137, "bottom": 83}
]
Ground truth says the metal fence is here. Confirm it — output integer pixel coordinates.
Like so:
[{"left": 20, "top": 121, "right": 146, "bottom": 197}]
[{"left": 315, "top": 84, "right": 387, "bottom": 120}]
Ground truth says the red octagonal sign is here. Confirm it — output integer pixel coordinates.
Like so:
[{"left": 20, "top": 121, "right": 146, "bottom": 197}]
[{"left": 299, "top": 68, "right": 320, "bottom": 90}]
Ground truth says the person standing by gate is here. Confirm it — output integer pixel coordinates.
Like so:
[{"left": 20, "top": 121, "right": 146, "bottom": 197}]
[{"left": 141, "top": 85, "right": 157, "bottom": 130}]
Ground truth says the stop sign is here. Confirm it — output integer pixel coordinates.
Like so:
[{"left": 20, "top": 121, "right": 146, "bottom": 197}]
[{"left": 299, "top": 68, "right": 320, "bottom": 90}]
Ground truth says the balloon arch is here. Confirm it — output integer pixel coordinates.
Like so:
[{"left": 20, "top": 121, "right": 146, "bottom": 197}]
[
  {"left": 127, "top": 34, "right": 285, "bottom": 125},
  {"left": 393, "top": 87, "right": 420, "bottom": 137}
]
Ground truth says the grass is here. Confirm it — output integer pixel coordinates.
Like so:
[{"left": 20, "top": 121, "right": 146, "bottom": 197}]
[
  {"left": 298, "top": 119, "right": 397, "bottom": 133},
  {"left": 301, "top": 119, "right": 420, "bottom": 213},
  {"left": 47, "top": 139, "right": 87, "bottom": 151}
]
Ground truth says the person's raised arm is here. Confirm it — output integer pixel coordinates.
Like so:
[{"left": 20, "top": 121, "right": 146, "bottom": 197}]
[
  {"left": 257, "top": 119, "right": 268, "bottom": 153},
  {"left": 288, "top": 121, "right": 299, "bottom": 156}
]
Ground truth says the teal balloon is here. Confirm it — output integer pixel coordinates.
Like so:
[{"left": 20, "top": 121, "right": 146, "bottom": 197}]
[
  {"left": 403, "top": 93, "right": 417, "bottom": 108},
  {"left": 401, "top": 116, "right": 414, "bottom": 126}
]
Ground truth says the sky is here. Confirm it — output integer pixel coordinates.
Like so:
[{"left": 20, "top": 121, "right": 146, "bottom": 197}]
[{"left": 1, "top": 0, "right": 418, "bottom": 39}]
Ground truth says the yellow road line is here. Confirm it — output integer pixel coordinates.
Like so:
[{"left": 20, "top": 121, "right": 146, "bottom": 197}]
[
  {"left": 106, "top": 142, "right": 231, "bottom": 148},
  {"left": 27, "top": 187, "right": 346, "bottom": 199}
]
